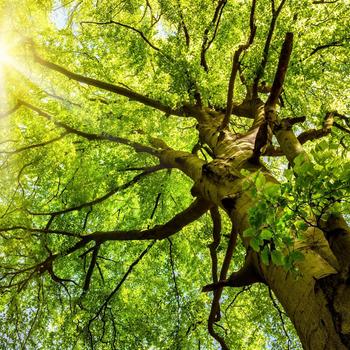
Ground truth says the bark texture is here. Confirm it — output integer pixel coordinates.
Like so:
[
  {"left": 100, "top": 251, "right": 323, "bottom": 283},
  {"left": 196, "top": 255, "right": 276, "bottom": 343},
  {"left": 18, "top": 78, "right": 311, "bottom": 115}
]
[
  {"left": 32, "top": 42, "right": 350, "bottom": 349},
  {"left": 233, "top": 192, "right": 350, "bottom": 350},
  {"left": 185, "top": 106, "right": 350, "bottom": 350}
]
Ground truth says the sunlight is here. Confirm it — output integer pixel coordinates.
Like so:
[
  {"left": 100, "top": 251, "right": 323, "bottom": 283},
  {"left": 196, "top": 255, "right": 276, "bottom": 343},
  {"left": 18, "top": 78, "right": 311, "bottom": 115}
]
[
  {"left": 0, "top": 36, "right": 67, "bottom": 102},
  {"left": 0, "top": 40, "right": 8, "bottom": 108},
  {"left": 0, "top": 39, "right": 10, "bottom": 64}
]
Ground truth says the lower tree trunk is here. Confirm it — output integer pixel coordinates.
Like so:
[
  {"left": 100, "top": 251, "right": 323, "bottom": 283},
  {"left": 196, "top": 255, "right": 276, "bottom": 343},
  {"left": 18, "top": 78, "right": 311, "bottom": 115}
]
[
  {"left": 262, "top": 252, "right": 350, "bottom": 350},
  {"left": 173, "top": 107, "right": 350, "bottom": 349},
  {"left": 232, "top": 192, "right": 350, "bottom": 350}
]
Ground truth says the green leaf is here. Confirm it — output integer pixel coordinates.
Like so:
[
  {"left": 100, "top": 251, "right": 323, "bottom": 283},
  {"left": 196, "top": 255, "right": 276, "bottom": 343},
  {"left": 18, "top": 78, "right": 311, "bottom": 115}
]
[
  {"left": 282, "top": 236, "right": 294, "bottom": 246},
  {"left": 261, "top": 246, "right": 270, "bottom": 265},
  {"left": 255, "top": 173, "right": 266, "bottom": 189},
  {"left": 271, "top": 250, "right": 285, "bottom": 266},
  {"left": 284, "top": 169, "right": 293, "bottom": 180},
  {"left": 264, "top": 184, "right": 280, "bottom": 198},
  {"left": 250, "top": 237, "right": 262, "bottom": 252},
  {"left": 260, "top": 229, "right": 273, "bottom": 240},
  {"left": 242, "top": 179, "right": 251, "bottom": 191},
  {"left": 316, "top": 140, "right": 328, "bottom": 152},
  {"left": 243, "top": 227, "right": 255, "bottom": 237}
]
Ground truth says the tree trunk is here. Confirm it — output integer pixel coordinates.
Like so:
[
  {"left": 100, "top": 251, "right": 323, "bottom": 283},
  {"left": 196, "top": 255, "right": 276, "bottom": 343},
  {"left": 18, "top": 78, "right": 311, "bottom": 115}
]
[
  {"left": 163, "top": 106, "right": 350, "bottom": 349},
  {"left": 232, "top": 192, "right": 350, "bottom": 350}
]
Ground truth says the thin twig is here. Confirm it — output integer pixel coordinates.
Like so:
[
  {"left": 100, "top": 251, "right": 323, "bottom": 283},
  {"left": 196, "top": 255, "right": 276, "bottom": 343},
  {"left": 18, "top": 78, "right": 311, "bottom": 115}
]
[{"left": 80, "top": 20, "right": 160, "bottom": 52}]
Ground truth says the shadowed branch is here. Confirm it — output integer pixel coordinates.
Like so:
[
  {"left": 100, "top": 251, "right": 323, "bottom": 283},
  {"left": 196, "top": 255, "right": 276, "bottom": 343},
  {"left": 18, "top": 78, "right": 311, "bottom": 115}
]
[
  {"left": 200, "top": 0, "right": 227, "bottom": 72},
  {"left": 28, "top": 165, "right": 164, "bottom": 216},
  {"left": 252, "top": 0, "right": 287, "bottom": 96},
  {"left": 222, "top": 0, "right": 256, "bottom": 129},
  {"left": 80, "top": 20, "right": 161, "bottom": 52}
]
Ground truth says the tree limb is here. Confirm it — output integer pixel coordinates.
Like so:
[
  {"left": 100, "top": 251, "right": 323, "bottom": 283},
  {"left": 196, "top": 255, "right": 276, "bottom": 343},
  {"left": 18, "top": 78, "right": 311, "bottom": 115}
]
[
  {"left": 251, "top": 32, "right": 294, "bottom": 161},
  {"left": 0, "top": 226, "right": 80, "bottom": 238},
  {"left": 80, "top": 20, "right": 161, "bottom": 52},
  {"left": 221, "top": 0, "right": 256, "bottom": 129},
  {"left": 9, "top": 199, "right": 209, "bottom": 246},
  {"left": 252, "top": 0, "right": 287, "bottom": 96},
  {"left": 296, "top": 111, "right": 334, "bottom": 144},
  {"left": 200, "top": 0, "right": 227, "bottom": 72},
  {"left": 86, "top": 198, "right": 211, "bottom": 242},
  {"left": 28, "top": 165, "right": 164, "bottom": 216},
  {"left": 203, "top": 250, "right": 266, "bottom": 292},
  {"left": 19, "top": 100, "right": 158, "bottom": 155},
  {"left": 207, "top": 226, "right": 238, "bottom": 350},
  {"left": 180, "top": 16, "right": 190, "bottom": 48},
  {"left": 33, "top": 53, "right": 183, "bottom": 116},
  {"left": 209, "top": 207, "right": 222, "bottom": 285},
  {"left": 266, "top": 32, "right": 294, "bottom": 109},
  {"left": 87, "top": 240, "right": 155, "bottom": 334},
  {"left": 0, "top": 132, "right": 69, "bottom": 155},
  {"left": 263, "top": 111, "right": 350, "bottom": 156},
  {"left": 309, "top": 38, "right": 349, "bottom": 57},
  {"left": 82, "top": 245, "right": 100, "bottom": 293}
]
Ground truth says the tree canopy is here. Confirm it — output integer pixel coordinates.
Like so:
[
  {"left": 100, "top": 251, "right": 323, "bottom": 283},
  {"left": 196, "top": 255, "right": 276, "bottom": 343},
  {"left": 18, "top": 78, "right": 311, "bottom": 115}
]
[{"left": 0, "top": 0, "right": 349, "bottom": 349}]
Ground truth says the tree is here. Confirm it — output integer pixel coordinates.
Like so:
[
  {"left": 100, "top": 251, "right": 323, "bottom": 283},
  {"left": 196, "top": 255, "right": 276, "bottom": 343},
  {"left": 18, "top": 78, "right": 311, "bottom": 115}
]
[{"left": 0, "top": 0, "right": 349, "bottom": 348}]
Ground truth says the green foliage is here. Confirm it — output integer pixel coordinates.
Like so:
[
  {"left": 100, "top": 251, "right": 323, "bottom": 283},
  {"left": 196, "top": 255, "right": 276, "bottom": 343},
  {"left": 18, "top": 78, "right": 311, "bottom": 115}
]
[
  {"left": 0, "top": 0, "right": 349, "bottom": 349},
  {"left": 244, "top": 140, "right": 349, "bottom": 270}
]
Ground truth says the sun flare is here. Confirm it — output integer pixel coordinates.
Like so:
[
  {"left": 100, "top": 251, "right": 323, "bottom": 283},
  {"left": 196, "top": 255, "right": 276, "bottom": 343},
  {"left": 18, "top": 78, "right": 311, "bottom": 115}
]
[{"left": 0, "top": 40, "right": 10, "bottom": 64}]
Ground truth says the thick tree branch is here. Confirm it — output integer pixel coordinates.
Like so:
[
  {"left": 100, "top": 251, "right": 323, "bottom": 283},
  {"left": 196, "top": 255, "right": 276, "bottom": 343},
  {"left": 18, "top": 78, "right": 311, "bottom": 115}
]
[
  {"left": 334, "top": 122, "right": 350, "bottom": 134},
  {"left": 222, "top": 0, "right": 256, "bottom": 129},
  {"left": 19, "top": 100, "right": 158, "bottom": 155},
  {"left": 33, "top": 54, "right": 183, "bottom": 116},
  {"left": 1, "top": 200, "right": 208, "bottom": 250},
  {"left": 216, "top": 98, "right": 262, "bottom": 120},
  {"left": 180, "top": 18, "right": 190, "bottom": 48},
  {"left": 203, "top": 250, "right": 266, "bottom": 292},
  {"left": 252, "top": 0, "right": 287, "bottom": 96},
  {"left": 251, "top": 32, "right": 293, "bottom": 161},
  {"left": 176, "top": 0, "right": 190, "bottom": 47},
  {"left": 290, "top": 111, "right": 334, "bottom": 144},
  {"left": 82, "top": 245, "right": 100, "bottom": 293},
  {"left": 266, "top": 32, "right": 294, "bottom": 109},
  {"left": 86, "top": 198, "right": 211, "bottom": 242},
  {"left": 263, "top": 111, "right": 349, "bottom": 156}
]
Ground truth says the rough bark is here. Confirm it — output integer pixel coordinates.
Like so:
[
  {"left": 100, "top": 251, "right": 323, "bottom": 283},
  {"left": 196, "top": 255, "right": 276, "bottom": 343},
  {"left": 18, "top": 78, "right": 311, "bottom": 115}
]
[
  {"left": 232, "top": 192, "right": 350, "bottom": 350},
  {"left": 185, "top": 105, "right": 350, "bottom": 349},
  {"left": 30, "top": 45, "right": 350, "bottom": 349}
]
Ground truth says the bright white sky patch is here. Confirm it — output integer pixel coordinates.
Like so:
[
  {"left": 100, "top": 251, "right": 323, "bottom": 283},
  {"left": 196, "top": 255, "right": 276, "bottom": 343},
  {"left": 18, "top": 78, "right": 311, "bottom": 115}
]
[
  {"left": 50, "top": 0, "right": 69, "bottom": 30},
  {"left": 155, "top": 21, "right": 175, "bottom": 40}
]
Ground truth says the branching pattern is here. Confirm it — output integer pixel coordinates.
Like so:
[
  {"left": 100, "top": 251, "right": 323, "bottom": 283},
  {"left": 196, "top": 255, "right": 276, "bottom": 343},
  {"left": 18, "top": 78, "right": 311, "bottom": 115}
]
[{"left": 1, "top": 1, "right": 349, "bottom": 349}]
